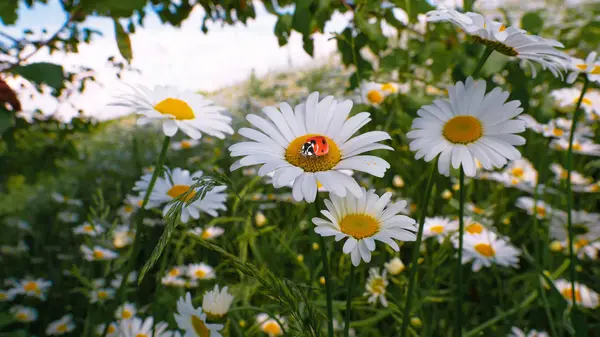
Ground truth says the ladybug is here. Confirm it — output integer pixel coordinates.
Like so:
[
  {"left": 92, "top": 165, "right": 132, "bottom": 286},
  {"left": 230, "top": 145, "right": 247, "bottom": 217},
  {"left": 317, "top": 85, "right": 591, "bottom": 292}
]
[{"left": 301, "top": 136, "right": 329, "bottom": 157}]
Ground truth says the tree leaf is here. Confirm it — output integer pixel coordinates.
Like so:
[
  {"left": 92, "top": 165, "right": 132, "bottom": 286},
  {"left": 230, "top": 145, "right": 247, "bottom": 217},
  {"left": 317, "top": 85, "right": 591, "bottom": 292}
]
[
  {"left": 521, "top": 12, "right": 544, "bottom": 35},
  {"left": 10, "top": 62, "right": 65, "bottom": 90},
  {"left": 113, "top": 19, "right": 133, "bottom": 62},
  {"left": 292, "top": 1, "right": 312, "bottom": 37},
  {"left": 0, "top": 1, "right": 19, "bottom": 25}
]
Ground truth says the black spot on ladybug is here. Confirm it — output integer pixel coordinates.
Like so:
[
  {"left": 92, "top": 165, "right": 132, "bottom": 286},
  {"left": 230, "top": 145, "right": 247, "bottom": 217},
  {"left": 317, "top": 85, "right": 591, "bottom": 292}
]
[{"left": 322, "top": 139, "right": 326, "bottom": 145}]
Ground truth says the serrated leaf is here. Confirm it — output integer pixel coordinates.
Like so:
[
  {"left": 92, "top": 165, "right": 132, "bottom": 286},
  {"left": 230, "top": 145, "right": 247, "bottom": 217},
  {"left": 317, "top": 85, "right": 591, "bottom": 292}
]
[
  {"left": 10, "top": 62, "right": 65, "bottom": 90},
  {"left": 113, "top": 19, "right": 133, "bottom": 62}
]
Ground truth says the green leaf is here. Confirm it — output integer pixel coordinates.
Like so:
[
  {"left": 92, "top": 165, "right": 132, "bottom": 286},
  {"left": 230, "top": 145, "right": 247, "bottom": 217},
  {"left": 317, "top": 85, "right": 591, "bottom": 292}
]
[
  {"left": 482, "top": 51, "right": 509, "bottom": 76},
  {"left": 0, "top": 1, "right": 19, "bottom": 25},
  {"left": 113, "top": 19, "right": 133, "bottom": 62},
  {"left": 0, "top": 312, "right": 14, "bottom": 330},
  {"left": 274, "top": 14, "right": 293, "bottom": 46},
  {"left": 0, "top": 107, "right": 14, "bottom": 135},
  {"left": 354, "top": 12, "right": 386, "bottom": 53},
  {"left": 10, "top": 62, "right": 65, "bottom": 90},
  {"left": 80, "top": 0, "right": 146, "bottom": 18},
  {"left": 292, "top": 1, "right": 312, "bottom": 36},
  {"left": 521, "top": 12, "right": 544, "bottom": 34}
]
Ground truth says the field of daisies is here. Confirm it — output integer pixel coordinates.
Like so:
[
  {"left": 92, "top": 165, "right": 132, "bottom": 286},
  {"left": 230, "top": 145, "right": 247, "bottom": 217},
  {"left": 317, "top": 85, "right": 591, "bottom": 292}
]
[{"left": 2, "top": 3, "right": 600, "bottom": 337}]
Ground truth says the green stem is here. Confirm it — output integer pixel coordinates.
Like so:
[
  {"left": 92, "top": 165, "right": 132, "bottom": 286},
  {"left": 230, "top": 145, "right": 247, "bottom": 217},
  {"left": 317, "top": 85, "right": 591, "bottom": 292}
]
[
  {"left": 102, "top": 135, "right": 170, "bottom": 337},
  {"left": 455, "top": 169, "right": 466, "bottom": 337},
  {"left": 566, "top": 76, "right": 590, "bottom": 312},
  {"left": 400, "top": 162, "right": 437, "bottom": 337},
  {"left": 464, "top": 292, "right": 538, "bottom": 337},
  {"left": 320, "top": 234, "right": 334, "bottom": 337},
  {"left": 472, "top": 46, "right": 494, "bottom": 78},
  {"left": 344, "top": 263, "right": 356, "bottom": 337}
]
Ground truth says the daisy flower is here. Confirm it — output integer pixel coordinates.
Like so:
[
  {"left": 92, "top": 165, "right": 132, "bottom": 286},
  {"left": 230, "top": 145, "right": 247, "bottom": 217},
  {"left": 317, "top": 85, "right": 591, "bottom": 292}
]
[
  {"left": 313, "top": 188, "right": 417, "bottom": 266},
  {"left": 516, "top": 197, "right": 553, "bottom": 219},
  {"left": 96, "top": 322, "right": 119, "bottom": 337},
  {"left": 559, "top": 237, "right": 600, "bottom": 260},
  {"left": 407, "top": 77, "right": 525, "bottom": 177},
  {"left": 360, "top": 81, "right": 387, "bottom": 105},
  {"left": 229, "top": 91, "right": 392, "bottom": 203},
  {"left": 549, "top": 210, "right": 600, "bottom": 259},
  {"left": 51, "top": 193, "right": 83, "bottom": 206},
  {"left": 80, "top": 245, "right": 118, "bottom": 261},
  {"left": 112, "top": 85, "right": 234, "bottom": 139},
  {"left": 256, "top": 313, "right": 285, "bottom": 337},
  {"left": 554, "top": 279, "right": 599, "bottom": 308},
  {"left": 161, "top": 276, "right": 187, "bottom": 288},
  {"left": 566, "top": 52, "right": 600, "bottom": 84},
  {"left": 551, "top": 137, "right": 600, "bottom": 156},
  {"left": 550, "top": 163, "right": 592, "bottom": 186},
  {"left": 112, "top": 225, "right": 135, "bottom": 249},
  {"left": 427, "top": 8, "right": 567, "bottom": 78},
  {"left": 73, "top": 222, "right": 105, "bottom": 236},
  {"left": 518, "top": 114, "right": 544, "bottom": 133},
  {"left": 189, "top": 226, "right": 225, "bottom": 240},
  {"left": 508, "top": 327, "right": 549, "bottom": 337},
  {"left": 453, "top": 231, "right": 520, "bottom": 271},
  {"left": 118, "top": 195, "right": 143, "bottom": 220},
  {"left": 10, "top": 305, "right": 38, "bottom": 322},
  {"left": 174, "top": 292, "right": 223, "bottom": 337},
  {"left": 119, "top": 316, "right": 169, "bottom": 337},
  {"left": 392, "top": 174, "right": 405, "bottom": 188},
  {"left": 0, "top": 288, "right": 17, "bottom": 302},
  {"left": 115, "top": 302, "right": 137, "bottom": 320},
  {"left": 46, "top": 315, "right": 75, "bottom": 335},
  {"left": 363, "top": 267, "right": 389, "bottom": 307},
  {"left": 423, "top": 216, "right": 458, "bottom": 242},
  {"left": 146, "top": 168, "right": 227, "bottom": 223},
  {"left": 202, "top": 284, "right": 234, "bottom": 318},
  {"left": 550, "top": 88, "right": 598, "bottom": 115},
  {"left": 462, "top": 218, "right": 492, "bottom": 235},
  {"left": 110, "top": 272, "right": 137, "bottom": 289},
  {"left": 502, "top": 158, "right": 538, "bottom": 186},
  {"left": 90, "top": 288, "right": 115, "bottom": 303},
  {"left": 14, "top": 278, "right": 52, "bottom": 300},
  {"left": 187, "top": 263, "right": 216, "bottom": 281},
  {"left": 384, "top": 257, "right": 406, "bottom": 275},
  {"left": 57, "top": 211, "right": 79, "bottom": 223},
  {"left": 171, "top": 139, "right": 200, "bottom": 151}
]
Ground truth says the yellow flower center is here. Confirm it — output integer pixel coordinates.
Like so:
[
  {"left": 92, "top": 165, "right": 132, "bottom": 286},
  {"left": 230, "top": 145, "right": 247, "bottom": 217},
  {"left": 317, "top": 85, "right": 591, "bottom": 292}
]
[
  {"left": 442, "top": 116, "right": 483, "bottom": 144},
  {"left": 124, "top": 205, "right": 133, "bottom": 213},
  {"left": 23, "top": 281, "right": 38, "bottom": 292},
  {"left": 381, "top": 83, "right": 397, "bottom": 93},
  {"left": 561, "top": 288, "right": 582, "bottom": 303},
  {"left": 339, "top": 214, "right": 380, "bottom": 239},
  {"left": 511, "top": 167, "right": 524, "bottom": 178},
  {"left": 201, "top": 231, "right": 211, "bottom": 239},
  {"left": 56, "top": 323, "right": 68, "bottom": 333},
  {"left": 592, "top": 65, "right": 600, "bottom": 74},
  {"left": 367, "top": 90, "right": 384, "bottom": 104},
  {"left": 472, "top": 206, "right": 485, "bottom": 215},
  {"left": 263, "top": 321, "right": 282, "bottom": 336},
  {"left": 98, "top": 291, "right": 108, "bottom": 299},
  {"left": 122, "top": 310, "right": 132, "bottom": 319},
  {"left": 83, "top": 224, "right": 93, "bottom": 232},
  {"left": 93, "top": 250, "right": 105, "bottom": 259},
  {"left": 194, "top": 269, "right": 207, "bottom": 278},
  {"left": 574, "top": 238, "right": 589, "bottom": 249},
  {"left": 430, "top": 225, "right": 445, "bottom": 234},
  {"left": 573, "top": 143, "right": 582, "bottom": 151},
  {"left": 552, "top": 128, "right": 565, "bottom": 136},
  {"left": 590, "top": 184, "right": 600, "bottom": 192},
  {"left": 191, "top": 315, "right": 211, "bottom": 337},
  {"left": 181, "top": 141, "right": 193, "bottom": 149},
  {"left": 15, "top": 312, "right": 28, "bottom": 321},
  {"left": 285, "top": 134, "right": 341, "bottom": 173},
  {"left": 499, "top": 24, "right": 506, "bottom": 31},
  {"left": 474, "top": 243, "right": 495, "bottom": 257},
  {"left": 370, "top": 278, "right": 386, "bottom": 294},
  {"left": 168, "top": 268, "right": 180, "bottom": 277},
  {"left": 167, "top": 185, "right": 196, "bottom": 202},
  {"left": 536, "top": 206, "right": 546, "bottom": 218},
  {"left": 582, "top": 98, "right": 592, "bottom": 106},
  {"left": 154, "top": 98, "right": 195, "bottom": 120},
  {"left": 466, "top": 223, "right": 484, "bottom": 234},
  {"left": 0, "top": 293, "right": 6, "bottom": 300},
  {"left": 136, "top": 334, "right": 149, "bottom": 337},
  {"left": 108, "top": 326, "right": 116, "bottom": 334},
  {"left": 576, "top": 64, "right": 588, "bottom": 71}
]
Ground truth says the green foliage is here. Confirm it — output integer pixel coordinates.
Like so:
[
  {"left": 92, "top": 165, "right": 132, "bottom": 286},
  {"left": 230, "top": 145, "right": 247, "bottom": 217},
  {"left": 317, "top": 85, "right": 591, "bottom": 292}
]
[
  {"left": 0, "top": 1, "right": 19, "bottom": 25},
  {"left": 521, "top": 12, "right": 544, "bottom": 35},
  {"left": 9, "top": 62, "right": 65, "bottom": 91},
  {"left": 113, "top": 19, "right": 133, "bottom": 62}
]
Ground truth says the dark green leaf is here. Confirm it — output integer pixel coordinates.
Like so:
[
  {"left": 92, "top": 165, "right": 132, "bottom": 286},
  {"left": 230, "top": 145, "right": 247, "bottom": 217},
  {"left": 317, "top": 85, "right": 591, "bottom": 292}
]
[
  {"left": 113, "top": 19, "right": 133, "bottom": 62},
  {"left": 302, "top": 36, "right": 314, "bottom": 56},
  {"left": 355, "top": 12, "right": 386, "bottom": 53},
  {"left": 521, "top": 12, "right": 544, "bottom": 34},
  {"left": 482, "top": 51, "right": 509, "bottom": 76},
  {"left": 80, "top": 0, "right": 146, "bottom": 18},
  {"left": 292, "top": 1, "right": 312, "bottom": 37},
  {"left": 274, "top": 14, "right": 293, "bottom": 46},
  {"left": 10, "top": 62, "right": 64, "bottom": 90},
  {"left": 0, "top": 1, "right": 19, "bottom": 25},
  {"left": 0, "top": 108, "right": 14, "bottom": 135}
]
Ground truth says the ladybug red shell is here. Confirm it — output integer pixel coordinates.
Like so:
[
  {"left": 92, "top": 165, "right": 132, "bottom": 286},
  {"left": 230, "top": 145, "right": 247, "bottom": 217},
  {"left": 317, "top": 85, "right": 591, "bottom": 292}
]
[{"left": 301, "top": 136, "right": 329, "bottom": 157}]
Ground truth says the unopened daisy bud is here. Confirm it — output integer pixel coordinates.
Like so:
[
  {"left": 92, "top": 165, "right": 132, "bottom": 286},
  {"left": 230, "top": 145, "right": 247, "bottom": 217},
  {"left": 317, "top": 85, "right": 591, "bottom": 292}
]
[
  {"left": 452, "top": 183, "right": 460, "bottom": 191},
  {"left": 239, "top": 320, "right": 246, "bottom": 327},
  {"left": 319, "top": 276, "right": 326, "bottom": 285},
  {"left": 441, "top": 189, "right": 452, "bottom": 200},
  {"left": 296, "top": 254, "right": 304, "bottom": 263},
  {"left": 417, "top": 257, "right": 424, "bottom": 264},
  {"left": 255, "top": 211, "right": 267, "bottom": 227},
  {"left": 312, "top": 242, "right": 320, "bottom": 250},
  {"left": 550, "top": 241, "right": 563, "bottom": 252},
  {"left": 393, "top": 175, "right": 405, "bottom": 188},
  {"left": 502, "top": 217, "right": 510, "bottom": 225},
  {"left": 410, "top": 317, "right": 422, "bottom": 328},
  {"left": 384, "top": 257, "right": 405, "bottom": 275}
]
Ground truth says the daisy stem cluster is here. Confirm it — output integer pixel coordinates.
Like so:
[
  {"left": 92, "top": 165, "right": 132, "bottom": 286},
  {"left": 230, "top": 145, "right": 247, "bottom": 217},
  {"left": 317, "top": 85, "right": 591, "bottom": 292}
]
[
  {"left": 565, "top": 76, "right": 590, "bottom": 312},
  {"left": 344, "top": 263, "right": 356, "bottom": 337},
  {"left": 399, "top": 162, "right": 437, "bottom": 337}
]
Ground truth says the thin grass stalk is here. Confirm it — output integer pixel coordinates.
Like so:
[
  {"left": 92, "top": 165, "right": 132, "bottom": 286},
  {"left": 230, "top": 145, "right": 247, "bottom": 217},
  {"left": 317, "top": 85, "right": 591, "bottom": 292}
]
[
  {"left": 344, "top": 263, "right": 356, "bottom": 337},
  {"left": 455, "top": 169, "right": 466, "bottom": 337},
  {"left": 565, "top": 76, "right": 590, "bottom": 312},
  {"left": 400, "top": 161, "right": 437, "bottom": 337},
  {"left": 315, "top": 194, "right": 334, "bottom": 337}
]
